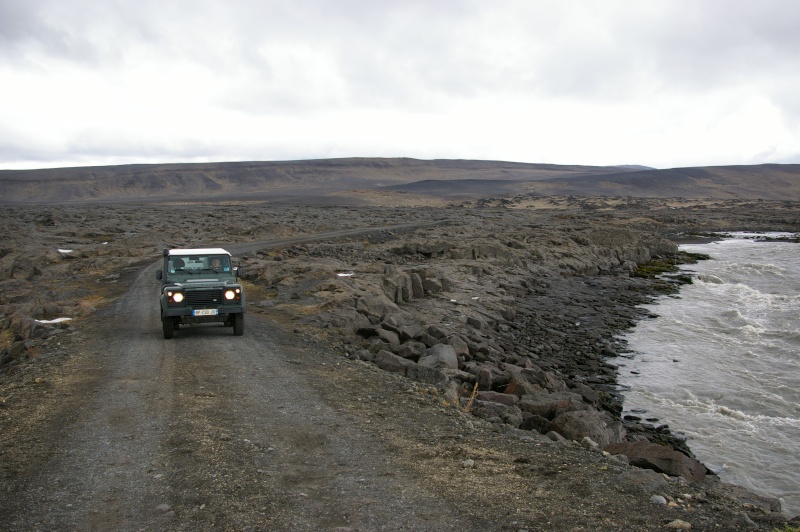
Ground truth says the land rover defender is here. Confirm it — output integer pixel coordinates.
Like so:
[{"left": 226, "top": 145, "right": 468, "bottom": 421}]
[{"left": 156, "top": 248, "right": 245, "bottom": 339}]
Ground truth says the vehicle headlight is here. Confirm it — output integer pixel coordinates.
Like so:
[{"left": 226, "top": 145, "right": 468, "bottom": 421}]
[
  {"left": 224, "top": 289, "right": 237, "bottom": 300},
  {"left": 167, "top": 290, "right": 184, "bottom": 303}
]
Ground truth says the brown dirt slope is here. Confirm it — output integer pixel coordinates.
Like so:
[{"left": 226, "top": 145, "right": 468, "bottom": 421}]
[
  {"left": 0, "top": 158, "right": 624, "bottom": 204},
  {"left": 514, "top": 163, "right": 800, "bottom": 199},
  {"left": 5, "top": 157, "right": 797, "bottom": 204}
]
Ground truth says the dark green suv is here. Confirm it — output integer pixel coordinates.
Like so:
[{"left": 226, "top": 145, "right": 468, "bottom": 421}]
[{"left": 156, "top": 248, "right": 245, "bottom": 339}]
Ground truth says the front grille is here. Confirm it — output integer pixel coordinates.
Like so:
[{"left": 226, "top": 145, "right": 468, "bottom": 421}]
[{"left": 186, "top": 289, "right": 224, "bottom": 308}]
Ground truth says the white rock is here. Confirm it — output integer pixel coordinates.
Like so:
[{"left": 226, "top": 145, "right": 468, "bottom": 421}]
[
  {"left": 650, "top": 495, "right": 667, "bottom": 505},
  {"left": 665, "top": 519, "right": 691, "bottom": 530}
]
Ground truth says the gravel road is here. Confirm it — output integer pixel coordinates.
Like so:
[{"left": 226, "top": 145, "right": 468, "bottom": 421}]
[{"left": 2, "top": 239, "right": 489, "bottom": 530}]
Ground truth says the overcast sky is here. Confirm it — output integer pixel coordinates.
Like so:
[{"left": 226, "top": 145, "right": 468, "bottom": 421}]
[{"left": 2, "top": 0, "right": 799, "bottom": 170}]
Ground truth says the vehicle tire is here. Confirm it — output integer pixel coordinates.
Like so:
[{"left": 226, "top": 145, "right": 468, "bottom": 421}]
[
  {"left": 232, "top": 313, "right": 244, "bottom": 336},
  {"left": 162, "top": 317, "right": 175, "bottom": 339}
]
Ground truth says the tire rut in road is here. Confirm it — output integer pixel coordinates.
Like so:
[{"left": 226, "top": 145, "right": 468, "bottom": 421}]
[
  {"left": 158, "top": 316, "right": 476, "bottom": 530},
  {"left": 2, "top": 264, "right": 179, "bottom": 530}
]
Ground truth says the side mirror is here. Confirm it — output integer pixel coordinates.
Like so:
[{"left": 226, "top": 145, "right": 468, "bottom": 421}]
[
  {"left": 235, "top": 267, "right": 243, "bottom": 278},
  {"left": 156, "top": 270, "right": 162, "bottom": 280}
]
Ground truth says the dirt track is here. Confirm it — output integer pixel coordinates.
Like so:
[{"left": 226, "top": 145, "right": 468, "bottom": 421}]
[
  {"left": 1, "top": 253, "right": 471, "bottom": 529},
  {"left": 2, "top": 202, "right": 797, "bottom": 530}
]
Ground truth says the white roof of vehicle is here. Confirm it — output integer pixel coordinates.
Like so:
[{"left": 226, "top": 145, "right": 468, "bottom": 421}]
[{"left": 168, "top": 248, "right": 230, "bottom": 256}]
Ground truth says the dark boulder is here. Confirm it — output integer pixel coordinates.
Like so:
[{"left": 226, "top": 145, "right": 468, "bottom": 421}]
[
  {"left": 517, "top": 391, "right": 589, "bottom": 420},
  {"left": 551, "top": 409, "right": 626, "bottom": 447},
  {"left": 374, "top": 350, "right": 415, "bottom": 375},
  {"left": 604, "top": 440, "right": 708, "bottom": 485},
  {"left": 418, "top": 344, "right": 459, "bottom": 370}
]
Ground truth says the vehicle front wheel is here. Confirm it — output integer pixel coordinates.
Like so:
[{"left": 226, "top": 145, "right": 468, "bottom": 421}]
[
  {"left": 162, "top": 317, "right": 175, "bottom": 339},
  {"left": 232, "top": 313, "right": 244, "bottom": 336}
]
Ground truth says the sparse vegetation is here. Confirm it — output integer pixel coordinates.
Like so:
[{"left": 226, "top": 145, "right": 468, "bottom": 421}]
[{"left": 0, "top": 329, "right": 14, "bottom": 351}]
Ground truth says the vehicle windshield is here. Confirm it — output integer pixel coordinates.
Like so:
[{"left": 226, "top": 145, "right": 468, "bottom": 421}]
[{"left": 168, "top": 254, "right": 232, "bottom": 275}]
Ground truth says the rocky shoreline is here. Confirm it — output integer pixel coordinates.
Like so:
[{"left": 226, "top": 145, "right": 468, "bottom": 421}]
[
  {"left": 240, "top": 218, "right": 713, "bottom": 477},
  {"left": 2, "top": 198, "right": 800, "bottom": 526},
  {"left": 232, "top": 199, "right": 799, "bottom": 520}
]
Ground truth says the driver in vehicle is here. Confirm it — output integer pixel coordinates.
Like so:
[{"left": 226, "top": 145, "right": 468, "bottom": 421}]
[{"left": 209, "top": 256, "right": 232, "bottom": 272}]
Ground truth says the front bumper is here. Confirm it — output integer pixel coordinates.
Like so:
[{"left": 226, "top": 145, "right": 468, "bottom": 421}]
[{"left": 162, "top": 306, "right": 244, "bottom": 322}]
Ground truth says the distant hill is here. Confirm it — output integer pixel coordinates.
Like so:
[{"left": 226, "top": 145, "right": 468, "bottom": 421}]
[
  {"left": 514, "top": 164, "right": 800, "bottom": 199},
  {"left": 613, "top": 164, "right": 656, "bottom": 171},
  {"left": 1, "top": 158, "right": 798, "bottom": 204}
]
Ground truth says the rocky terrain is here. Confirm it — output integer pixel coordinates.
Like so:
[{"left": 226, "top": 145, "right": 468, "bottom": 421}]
[{"left": 2, "top": 193, "right": 800, "bottom": 529}]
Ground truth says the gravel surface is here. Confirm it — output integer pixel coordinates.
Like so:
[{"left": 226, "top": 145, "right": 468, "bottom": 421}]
[{"left": 2, "top": 199, "right": 798, "bottom": 530}]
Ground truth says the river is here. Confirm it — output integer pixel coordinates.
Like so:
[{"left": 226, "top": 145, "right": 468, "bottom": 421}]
[{"left": 615, "top": 233, "right": 800, "bottom": 516}]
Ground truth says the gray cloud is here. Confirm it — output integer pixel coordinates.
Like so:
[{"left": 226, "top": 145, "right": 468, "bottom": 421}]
[{"left": 2, "top": 0, "right": 799, "bottom": 169}]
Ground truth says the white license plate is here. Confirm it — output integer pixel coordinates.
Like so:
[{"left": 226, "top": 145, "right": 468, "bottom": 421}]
[{"left": 193, "top": 309, "right": 218, "bottom": 316}]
